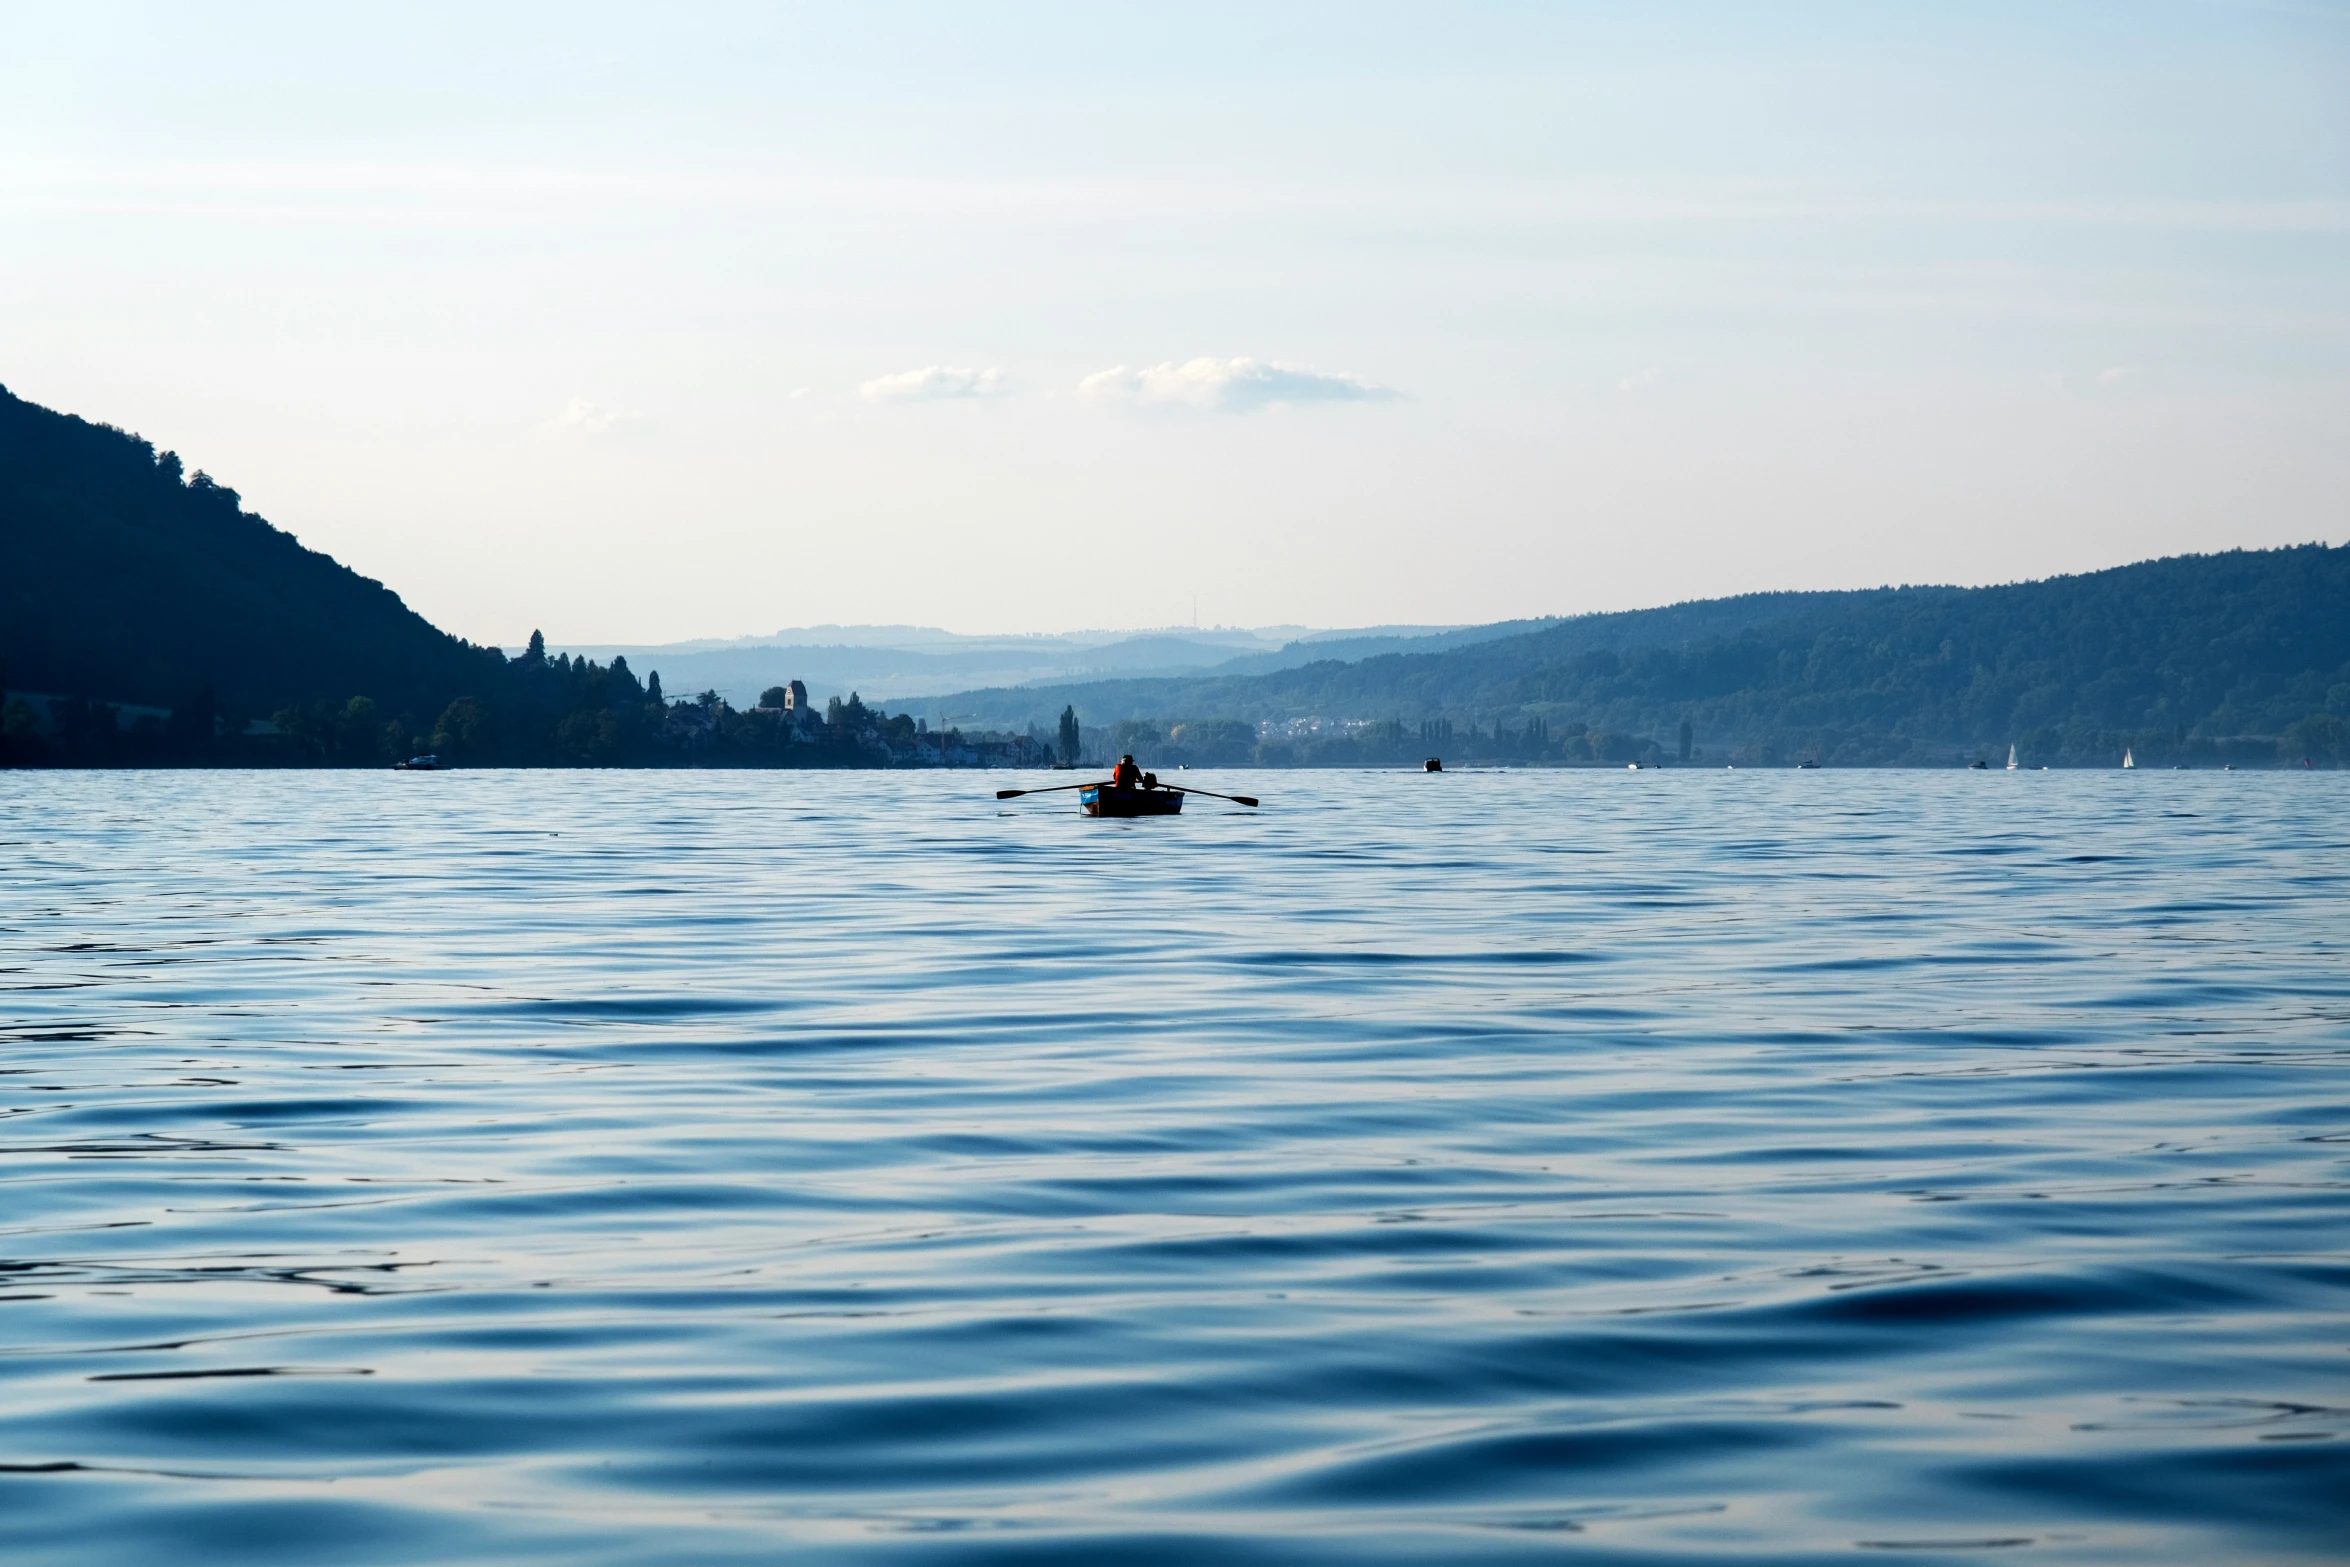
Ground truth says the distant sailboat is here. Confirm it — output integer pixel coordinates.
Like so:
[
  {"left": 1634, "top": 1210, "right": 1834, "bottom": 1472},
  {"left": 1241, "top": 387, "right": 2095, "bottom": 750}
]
[
  {"left": 2006, "top": 745, "right": 2018, "bottom": 771},
  {"left": 2123, "top": 748, "right": 2135, "bottom": 769}
]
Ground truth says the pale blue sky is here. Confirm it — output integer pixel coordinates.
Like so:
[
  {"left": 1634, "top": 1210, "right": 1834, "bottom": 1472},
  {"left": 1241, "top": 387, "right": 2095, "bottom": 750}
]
[{"left": 3, "top": 2, "right": 2345, "bottom": 642}]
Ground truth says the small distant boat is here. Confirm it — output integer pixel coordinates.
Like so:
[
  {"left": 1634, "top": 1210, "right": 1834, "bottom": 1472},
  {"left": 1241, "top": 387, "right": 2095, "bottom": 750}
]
[
  {"left": 1969, "top": 758, "right": 1988, "bottom": 769},
  {"left": 2123, "top": 748, "right": 2135, "bottom": 769},
  {"left": 1797, "top": 760, "right": 1819, "bottom": 769},
  {"left": 1424, "top": 757, "right": 1443, "bottom": 772},
  {"left": 2006, "top": 745, "right": 2018, "bottom": 771},
  {"left": 1080, "top": 783, "right": 1183, "bottom": 818},
  {"left": 393, "top": 754, "right": 446, "bottom": 771}
]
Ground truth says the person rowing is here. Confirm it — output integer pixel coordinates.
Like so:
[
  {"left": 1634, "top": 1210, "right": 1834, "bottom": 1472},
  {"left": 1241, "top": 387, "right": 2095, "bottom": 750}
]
[{"left": 1110, "top": 754, "right": 1143, "bottom": 790}]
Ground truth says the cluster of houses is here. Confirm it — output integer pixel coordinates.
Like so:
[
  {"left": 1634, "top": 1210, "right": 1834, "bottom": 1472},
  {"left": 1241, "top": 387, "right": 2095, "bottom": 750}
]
[{"left": 685, "top": 679, "right": 1050, "bottom": 767}]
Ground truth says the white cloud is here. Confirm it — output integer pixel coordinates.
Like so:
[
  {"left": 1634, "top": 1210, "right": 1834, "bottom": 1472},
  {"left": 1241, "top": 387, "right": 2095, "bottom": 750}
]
[
  {"left": 858, "top": 365, "right": 1008, "bottom": 402},
  {"left": 547, "top": 397, "right": 653, "bottom": 440},
  {"left": 1076, "top": 356, "right": 1397, "bottom": 411}
]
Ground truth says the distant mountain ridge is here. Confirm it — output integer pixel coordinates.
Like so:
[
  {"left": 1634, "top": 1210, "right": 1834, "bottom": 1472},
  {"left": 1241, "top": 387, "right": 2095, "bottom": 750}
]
[
  {"left": 549, "top": 624, "right": 1477, "bottom": 708},
  {"left": 924, "top": 551, "right": 2350, "bottom": 768},
  {"left": 585, "top": 623, "right": 1315, "bottom": 654},
  {"left": 923, "top": 590, "right": 1907, "bottom": 729},
  {"left": 547, "top": 631, "right": 1293, "bottom": 707}
]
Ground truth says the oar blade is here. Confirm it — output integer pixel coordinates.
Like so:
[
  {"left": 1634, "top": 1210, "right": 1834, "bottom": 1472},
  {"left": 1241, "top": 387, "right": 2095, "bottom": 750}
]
[
  {"left": 1231, "top": 795, "right": 1259, "bottom": 807},
  {"left": 995, "top": 789, "right": 1025, "bottom": 799}
]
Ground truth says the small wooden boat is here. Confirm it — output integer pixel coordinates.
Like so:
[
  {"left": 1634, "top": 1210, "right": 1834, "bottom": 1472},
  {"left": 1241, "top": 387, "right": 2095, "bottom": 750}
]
[
  {"left": 393, "top": 754, "right": 446, "bottom": 771},
  {"left": 1080, "top": 783, "right": 1183, "bottom": 818}
]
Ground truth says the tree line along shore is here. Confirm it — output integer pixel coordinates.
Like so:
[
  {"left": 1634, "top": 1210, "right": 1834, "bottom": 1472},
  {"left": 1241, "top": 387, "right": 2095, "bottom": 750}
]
[{"left": 0, "top": 647, "right": 1049, "bottom": 769}]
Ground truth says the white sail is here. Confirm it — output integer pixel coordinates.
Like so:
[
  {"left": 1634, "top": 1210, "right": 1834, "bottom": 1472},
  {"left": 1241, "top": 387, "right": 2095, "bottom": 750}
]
[
  {"left": 2006, "top": 745, "right": 2018, "bottom": 771},
  {"left": 2123, "top": 748, "right": 2134, "bottom": 769}
]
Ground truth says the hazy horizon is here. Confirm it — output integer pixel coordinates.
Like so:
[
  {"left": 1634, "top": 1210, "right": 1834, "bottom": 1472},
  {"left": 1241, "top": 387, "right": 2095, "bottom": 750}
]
[{"left": 6, "top": 2, "right": 2345, "bottom": 645}]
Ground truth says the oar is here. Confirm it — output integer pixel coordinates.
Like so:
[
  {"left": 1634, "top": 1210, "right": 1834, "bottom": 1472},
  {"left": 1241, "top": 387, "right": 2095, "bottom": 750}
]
[
  {"left": 1165, "top": 783, "right": 1259, "bottom": 808},
  {"left": 996, "top": 780, "right": 1110, "bottom": 799}
]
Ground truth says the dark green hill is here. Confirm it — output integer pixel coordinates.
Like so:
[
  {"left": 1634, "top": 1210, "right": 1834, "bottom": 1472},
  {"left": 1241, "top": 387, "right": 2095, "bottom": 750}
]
[
  {"left": 0, "top": 383, "right": 978, "bottom": 768},
  {"left": 933, "top": 547, "right": 2350, "bottom": 767},
  {"left": 0, "top": 383, "right": 499, "bottom": 721}
]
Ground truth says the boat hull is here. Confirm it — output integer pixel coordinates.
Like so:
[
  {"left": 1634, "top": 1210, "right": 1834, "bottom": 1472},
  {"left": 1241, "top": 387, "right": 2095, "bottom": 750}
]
[{"left": 1080, "top": 785, "right": 1182, "bottom": 818}]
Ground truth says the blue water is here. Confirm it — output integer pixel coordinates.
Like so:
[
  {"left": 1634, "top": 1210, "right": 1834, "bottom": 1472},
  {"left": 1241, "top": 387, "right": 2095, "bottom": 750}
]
[{"left": 1, "top": 769, "right": 2345, "bottom": 1564}]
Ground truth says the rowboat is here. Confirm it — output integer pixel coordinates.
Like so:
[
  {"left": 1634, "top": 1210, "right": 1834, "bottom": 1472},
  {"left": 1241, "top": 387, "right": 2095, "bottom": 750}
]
[
  {"left": 997, "top": 778, "right": 1255, "bottom": 811},
  {"left": 1080, "top": 784, "right": 1183, "bottom": 818}
]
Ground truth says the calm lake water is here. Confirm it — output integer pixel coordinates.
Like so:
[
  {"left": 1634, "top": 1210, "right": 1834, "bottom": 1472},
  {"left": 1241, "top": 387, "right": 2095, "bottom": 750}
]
[{"left": 1, "top": 769, "right": 2345, "bottom": 1564}]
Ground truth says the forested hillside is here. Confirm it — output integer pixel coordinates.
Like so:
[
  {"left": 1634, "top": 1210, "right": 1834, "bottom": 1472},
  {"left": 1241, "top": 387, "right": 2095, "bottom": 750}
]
[
  {"left": 935, "top": 546, "right": 2350, "bottom": 767},
  {"left": 0, "top": 385, "right": 978, "bottom": 767},
  {"left": 0, "top": 384, "right": 501, "bottom": 722}
]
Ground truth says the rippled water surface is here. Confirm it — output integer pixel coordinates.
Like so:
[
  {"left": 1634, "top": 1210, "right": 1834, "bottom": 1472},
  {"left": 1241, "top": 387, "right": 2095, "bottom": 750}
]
[{"left": 2, "top": 769, "right": 2345, "bottom": 1564}]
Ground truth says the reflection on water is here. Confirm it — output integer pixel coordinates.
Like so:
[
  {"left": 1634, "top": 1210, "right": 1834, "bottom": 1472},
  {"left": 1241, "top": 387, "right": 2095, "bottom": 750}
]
[{"left": 0, "top": 768, "right": 2344, "bottom": 1563}]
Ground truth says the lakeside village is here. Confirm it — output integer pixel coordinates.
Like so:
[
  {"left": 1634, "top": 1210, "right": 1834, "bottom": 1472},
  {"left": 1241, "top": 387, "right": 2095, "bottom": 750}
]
[
  {"left": 331, "top": 672, "right": 1057, "bottom": 769},
  {"left": 509, "top": 676, "right": 1062, "bottom": 769}
]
